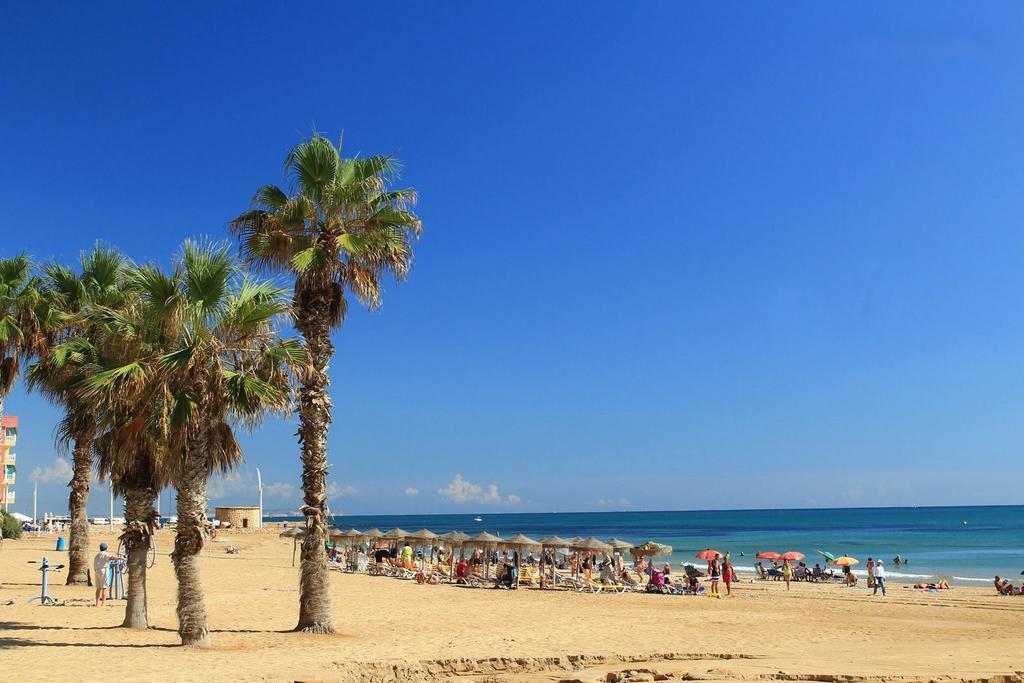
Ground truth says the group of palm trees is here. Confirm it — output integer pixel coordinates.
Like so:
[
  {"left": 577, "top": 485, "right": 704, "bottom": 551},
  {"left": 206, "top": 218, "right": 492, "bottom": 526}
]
[{"left": 0, "top": 134, "right": 421, "bottom": 646}]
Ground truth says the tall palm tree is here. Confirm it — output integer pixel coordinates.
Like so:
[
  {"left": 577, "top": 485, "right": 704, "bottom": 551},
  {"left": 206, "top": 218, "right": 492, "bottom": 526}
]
[
  {"left": 0, "top": 254, "right": 47, "bottom": 447},
  {"left": 230, "top": 133, "right": 421, "bottom": 633},
  {"left": 83, "top": 241, "right": 303, "bottom": 646},
  {"left": 27, "top": 246, "right": 128, "bottom": 585}
]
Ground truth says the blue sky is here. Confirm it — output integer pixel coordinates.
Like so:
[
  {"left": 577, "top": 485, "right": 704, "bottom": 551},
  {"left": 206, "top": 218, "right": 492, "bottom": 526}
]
[{"left": 3, "top": 2, "right": 1023, "bottom": 517}]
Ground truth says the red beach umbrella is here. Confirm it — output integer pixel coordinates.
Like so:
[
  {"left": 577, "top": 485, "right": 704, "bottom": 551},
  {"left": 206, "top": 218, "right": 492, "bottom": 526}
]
[
  {"left": 756, "top": 551, "right": 782, "bottom": 561},
  {"left": 695, "top": 548, "right": 721, "bottom": 560},
  {"left": 780, "top": 551, "right": 805, "bottom": 561}
]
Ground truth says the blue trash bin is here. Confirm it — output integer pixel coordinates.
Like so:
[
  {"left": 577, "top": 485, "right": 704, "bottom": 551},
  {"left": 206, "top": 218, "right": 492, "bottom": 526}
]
[{"left": 55, "top": 536, "right": 66, "bottom": 551}]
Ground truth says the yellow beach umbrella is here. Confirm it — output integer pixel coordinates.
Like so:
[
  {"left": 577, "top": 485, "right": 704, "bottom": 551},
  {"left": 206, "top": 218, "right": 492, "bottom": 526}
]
[{"left": 831, "top": 555, "right": 859, "bottom": 567}]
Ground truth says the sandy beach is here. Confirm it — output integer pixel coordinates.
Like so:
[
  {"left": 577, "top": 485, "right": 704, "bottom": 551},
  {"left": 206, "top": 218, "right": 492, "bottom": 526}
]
[{"left": 1, "top": 527, "right": 1021, "bottom": 682}]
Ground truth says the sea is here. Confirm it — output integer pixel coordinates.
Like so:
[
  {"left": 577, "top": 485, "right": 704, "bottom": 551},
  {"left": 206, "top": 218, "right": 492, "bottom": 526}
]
[{"left": 271, "top": 505, "right": 1024, "bottom": 585}]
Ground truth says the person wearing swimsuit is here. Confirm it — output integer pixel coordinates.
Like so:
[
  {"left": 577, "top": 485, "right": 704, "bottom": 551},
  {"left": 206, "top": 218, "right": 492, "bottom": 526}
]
[
  {"left": 709, "top": 555, "right": 721, "bottom": 596},
  {"left": 782, "top": 558, "right": 793, "bottom": 590},
  {"left": 722, "top": 552, "right": 734, "bottom": 595}
]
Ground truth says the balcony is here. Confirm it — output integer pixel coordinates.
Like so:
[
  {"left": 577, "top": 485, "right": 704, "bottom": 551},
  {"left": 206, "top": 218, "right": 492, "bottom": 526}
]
[
  {"left": 4, "top": 490, "right": 13, "bottom": 504},
  {"left": 4, "top": 452, "right": 14, "bottom": 465}
]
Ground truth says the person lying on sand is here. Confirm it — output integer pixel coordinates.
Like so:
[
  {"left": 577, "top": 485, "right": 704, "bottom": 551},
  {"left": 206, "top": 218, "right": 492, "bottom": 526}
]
[{"left": 911, "top": 581, "right": 950, "bottom": 590}]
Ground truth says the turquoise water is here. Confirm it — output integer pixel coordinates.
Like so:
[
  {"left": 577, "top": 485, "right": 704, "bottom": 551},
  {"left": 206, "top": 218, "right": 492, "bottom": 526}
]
[{"left": 274, "top": 505, "right": 1024, "bottom": 584}]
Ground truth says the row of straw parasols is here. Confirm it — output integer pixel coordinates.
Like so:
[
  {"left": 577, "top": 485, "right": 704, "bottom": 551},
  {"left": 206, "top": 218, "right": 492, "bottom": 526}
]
[{"left": 280, "top": 527, "right": 670, "bottom": 587}]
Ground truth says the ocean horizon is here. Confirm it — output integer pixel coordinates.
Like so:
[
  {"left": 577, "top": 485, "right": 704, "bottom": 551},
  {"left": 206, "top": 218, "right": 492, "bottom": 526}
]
[{"left": 261, "top": 504, "right": 1024, "bottom": 585}]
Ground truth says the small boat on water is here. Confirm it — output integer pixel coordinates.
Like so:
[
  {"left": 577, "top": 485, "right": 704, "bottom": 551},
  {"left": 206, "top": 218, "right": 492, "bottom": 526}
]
[{"left": 473, "top": 516, "right": 482, "bottom": 522}]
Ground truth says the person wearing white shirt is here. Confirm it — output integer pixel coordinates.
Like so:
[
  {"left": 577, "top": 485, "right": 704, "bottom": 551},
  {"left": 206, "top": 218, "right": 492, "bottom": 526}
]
[{"left": 872, "top": 559, "right": 887, "bottom": 597}]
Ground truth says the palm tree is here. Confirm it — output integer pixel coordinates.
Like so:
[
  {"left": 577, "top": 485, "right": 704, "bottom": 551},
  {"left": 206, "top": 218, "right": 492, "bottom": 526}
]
[
  {"left": 0, "top": 254, "right": 47, "bottom": 448},
  {"left": 230, "top": 133, "right": 421, "bottom": 633},
  {"left": 83, "top": 241, "right": 303, "bottom": 646},
  {"left": 27, "top": 246, "right": 128, "bottom": 585},
  {"left": 94, "top": 392, "right": 166, "bottom": 629}
]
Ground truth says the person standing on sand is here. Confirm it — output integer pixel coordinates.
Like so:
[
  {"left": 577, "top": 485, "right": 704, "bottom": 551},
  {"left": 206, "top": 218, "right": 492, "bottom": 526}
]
[
  {"left": 93, "top": 542, "right": 122, "bottom": 607},
  {"left": 873, "top": 559, "right": 887, "bottom": 597},
  {"left": 866, "top": 557, "right": 875, "bottom": 588},
  {"left": 722, "top": 552, "right": 734, "bottom": 595},
  {"left": 709, "top": 553, "right": 721, "bottom": 596},
  {"left": 782, "top": 558, "right": 793, "bottom": 590}
]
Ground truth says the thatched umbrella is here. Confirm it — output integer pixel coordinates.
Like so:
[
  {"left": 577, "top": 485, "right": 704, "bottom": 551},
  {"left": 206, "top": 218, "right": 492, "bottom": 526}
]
[
  {"left": 605, "top": 538, "right": 633, "bottom": 552},
  {"left": 280, "top": 527, "right": 306, "bottom": 567},
  {"left": 406, "top": 528, "right": 439, "bottom": 569},
  {"left": 382, "top": 527, "right": 410, "bottom": 541},
  {"left": 630, "top": 541, "right": 673, "bottom": 558},
  {"left": 571, "top": 537, "right": 610, "bottom": 578},
  {"left": 466, "top": 531, "right": 503, "bottom": 580},
  {"left": 499, "top": 533, "right": 541, "bottom": 588},
  {"left": 538, "top": 535, "right": 572, "bottom": 588},
  {"left": 440, "top": 531, "right": 469, "bottom": 578}
]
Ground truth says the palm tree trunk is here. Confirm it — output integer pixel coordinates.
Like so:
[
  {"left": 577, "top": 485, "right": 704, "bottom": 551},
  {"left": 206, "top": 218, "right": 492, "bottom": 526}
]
[
  {"left": 294, "top": 294, "right": 334, "bottom": 633},
  {"left": 120, "top": 480, "right": 157, "bottom": 629},
  {"left": 170, "top": 426, "right": 211, "bottom": 648},
  {"left": 66, "top": 422, "right": 96, "bottom": 586}
]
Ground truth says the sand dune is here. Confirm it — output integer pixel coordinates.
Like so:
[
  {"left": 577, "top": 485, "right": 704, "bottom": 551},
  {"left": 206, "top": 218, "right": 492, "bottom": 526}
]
[{"left": 2, "top": 528, "right": 1022, "bottom": 682}]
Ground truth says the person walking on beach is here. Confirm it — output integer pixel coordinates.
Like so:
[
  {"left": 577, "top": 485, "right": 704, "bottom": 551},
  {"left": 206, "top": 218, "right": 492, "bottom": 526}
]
[
  {"left": 782, "top": 558, "right": 793, "bottom": 590},
  {"left": 873, "top": 559, "right": 887, "bottom": 597},
  {"left": 93, "top": 542, "right": 121, "bottom": 607},
  {"left": 866, "top": 557, "right": 875, "bottom": 588}
]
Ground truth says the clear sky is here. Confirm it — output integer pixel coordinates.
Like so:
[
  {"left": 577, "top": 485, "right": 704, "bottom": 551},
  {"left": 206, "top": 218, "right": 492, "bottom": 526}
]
[{"left": 3, "top": 2, "right": 1023, "bottom": 517}]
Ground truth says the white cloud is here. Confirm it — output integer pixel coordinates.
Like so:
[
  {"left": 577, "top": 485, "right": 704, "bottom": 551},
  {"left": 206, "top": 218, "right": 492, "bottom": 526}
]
[
  {"left": 264, "top": 482, "right": 296, "bottom": 499},
  {"left": 596, "top": 497, "right": 632, "bottom": 509},
  {"left": 437, "top": 473, "right": 520, "bottom": 505},
  {"left": 31, "top": 457, "right": 72, "bottom": 484},
  {"left": 207, "top": 471, "right": 256, "bottom": 499},
  {"left": 404, "top": 487, "right": 419, "bottom": 496},
  {"left": 327, "top": 482, "right": 358, "bottom": 499}
]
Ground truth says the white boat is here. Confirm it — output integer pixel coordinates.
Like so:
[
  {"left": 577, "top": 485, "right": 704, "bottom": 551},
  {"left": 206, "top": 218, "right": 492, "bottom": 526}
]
[{"left": 473, "top": 516, "right": 482, "bottom": 522}]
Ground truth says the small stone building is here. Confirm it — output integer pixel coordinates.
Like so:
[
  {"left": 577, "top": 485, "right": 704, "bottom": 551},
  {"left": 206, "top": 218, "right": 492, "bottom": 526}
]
[{"left": 214, "top": 505, "right": 262, "bottom": 530}]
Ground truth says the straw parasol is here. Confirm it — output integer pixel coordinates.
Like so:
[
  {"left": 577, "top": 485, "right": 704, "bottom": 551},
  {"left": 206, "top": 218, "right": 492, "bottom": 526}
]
[
  {"left": 440, "top": 530, "right": 470, "bottom": 544},
  {"left": 499, "top": 534, "right": 541, "bottom": 588},
  {"left": 361, "top": 528, "right": 385, "bottom": 543},
  {"left": 279, "top": 527, "right": 305, "bottom": 567},
  {"left": 573, "top": 536, "right": 611, "bottom": 552},
  {"left": 537, "top": 536, "right": 572, "bottom": 588},
  {"left": 630, "top": 541, "right": 673, "bottom": 558},
  {"left": 466, "top": 531, "right": 503, "bottom": 580},
  {"left": 440, "top": 531, "right": 470, "bottom": 577},
  {"left": 406, "top": 529, "right": 439, "bottom": 569},
  {"left": 605, "top": 538, "right": 633, "bottom": 552},
  {"left": 382, "top": 527, "right": 410, "bottom": 541},
  {"left": 538, "top": 535, "right": 571, "bottom": 548}
]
